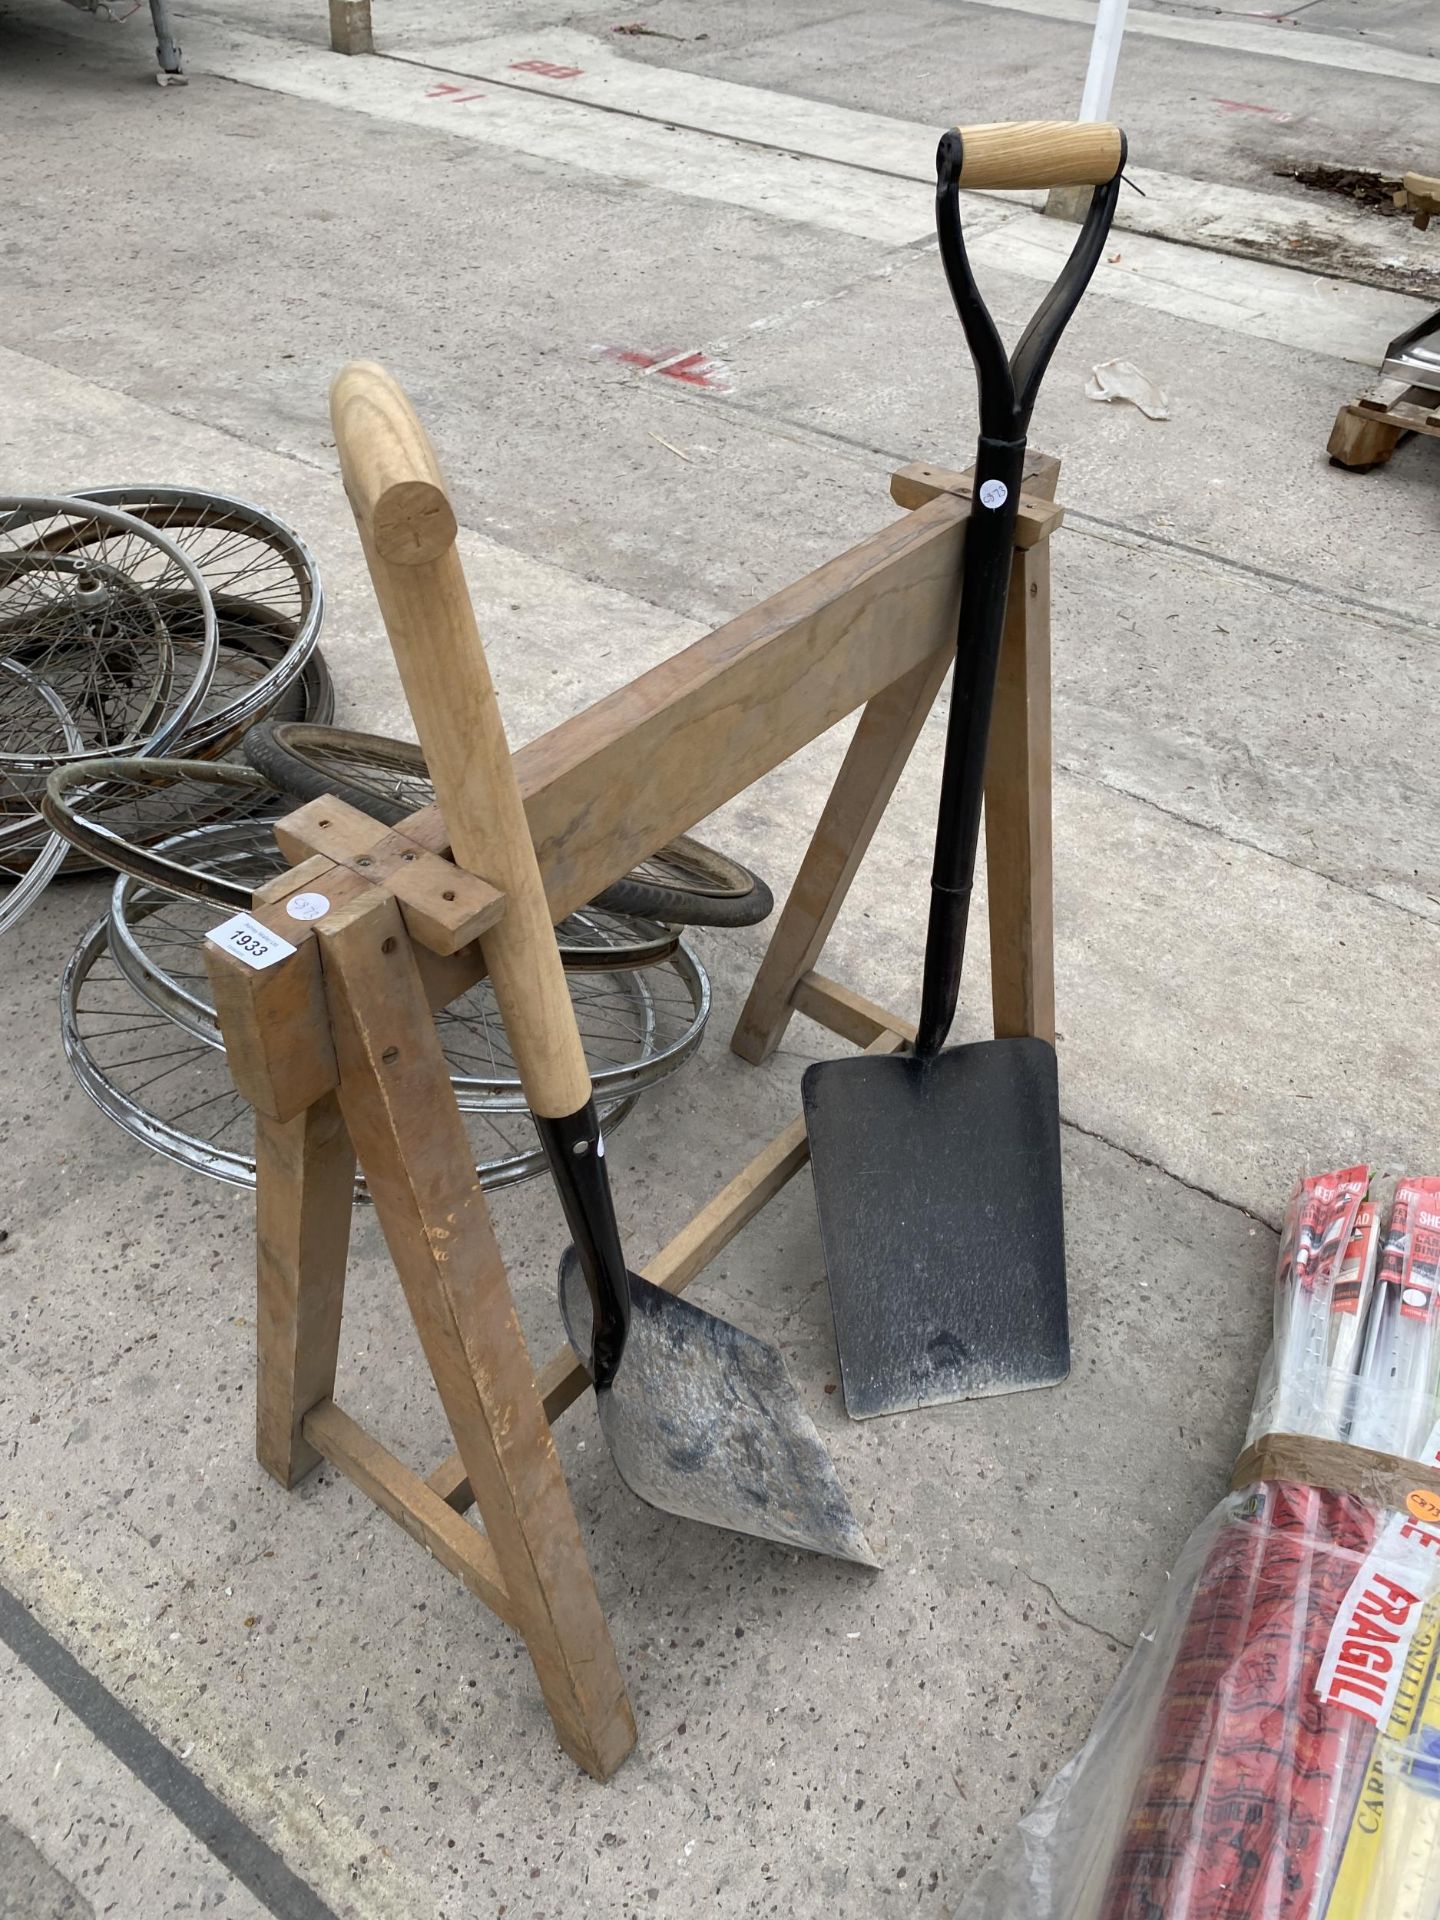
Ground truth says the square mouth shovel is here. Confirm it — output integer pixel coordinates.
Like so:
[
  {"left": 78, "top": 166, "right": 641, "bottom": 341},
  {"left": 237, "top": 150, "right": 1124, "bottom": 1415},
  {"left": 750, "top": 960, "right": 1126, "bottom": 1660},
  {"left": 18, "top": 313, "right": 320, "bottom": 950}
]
[{"left": 802, "top": 120, "right": 1127, "bottom": 1421}]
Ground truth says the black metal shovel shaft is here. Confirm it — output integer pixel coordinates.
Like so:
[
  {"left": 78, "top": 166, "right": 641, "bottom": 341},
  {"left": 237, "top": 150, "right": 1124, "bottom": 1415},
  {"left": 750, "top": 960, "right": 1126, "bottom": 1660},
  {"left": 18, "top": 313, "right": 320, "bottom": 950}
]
[
  {"left": 917, "top": 129, "right": 1124, "bottom": 1057},
  {"left": 915, "top": 429, "right": 1026, "bottom": 1057}
]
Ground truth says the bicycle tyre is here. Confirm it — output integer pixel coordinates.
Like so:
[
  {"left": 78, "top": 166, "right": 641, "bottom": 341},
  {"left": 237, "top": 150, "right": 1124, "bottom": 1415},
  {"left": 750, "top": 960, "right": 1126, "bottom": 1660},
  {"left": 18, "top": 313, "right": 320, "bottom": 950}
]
[{"left": 243, "top": 721, "right": 774, "bottom": 927}]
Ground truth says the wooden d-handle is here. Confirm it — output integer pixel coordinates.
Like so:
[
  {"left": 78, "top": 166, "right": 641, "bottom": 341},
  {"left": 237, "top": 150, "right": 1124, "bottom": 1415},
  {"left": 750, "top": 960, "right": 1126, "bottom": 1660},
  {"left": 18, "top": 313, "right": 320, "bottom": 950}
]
[
  {"left": 330, "top": 360, "right": 591, "bottom": 1119},
  {"left": 951, "top": 120, "right": 1124, "bottom": 190}
]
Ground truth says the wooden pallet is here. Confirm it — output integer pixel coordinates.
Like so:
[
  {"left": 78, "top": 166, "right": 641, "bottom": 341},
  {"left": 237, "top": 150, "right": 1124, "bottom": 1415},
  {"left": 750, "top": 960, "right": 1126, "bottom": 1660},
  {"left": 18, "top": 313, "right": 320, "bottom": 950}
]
[
  {"left": 1328, "top": 377, "right": 1440, "bottom": 471},
  {"left": 1396, "top": 171, "right": 1440, "bottom": 231}
]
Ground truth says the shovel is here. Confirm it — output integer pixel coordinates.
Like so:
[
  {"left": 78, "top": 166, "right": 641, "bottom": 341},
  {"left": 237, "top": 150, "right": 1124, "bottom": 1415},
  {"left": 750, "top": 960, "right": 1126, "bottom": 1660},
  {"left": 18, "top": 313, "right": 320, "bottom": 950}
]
[
  {"left": 333, "top": 364, "right": 875, "bottom": 1566},
  {"left": 801, "top": 122, "right": 1126, "bottom": 1421}
]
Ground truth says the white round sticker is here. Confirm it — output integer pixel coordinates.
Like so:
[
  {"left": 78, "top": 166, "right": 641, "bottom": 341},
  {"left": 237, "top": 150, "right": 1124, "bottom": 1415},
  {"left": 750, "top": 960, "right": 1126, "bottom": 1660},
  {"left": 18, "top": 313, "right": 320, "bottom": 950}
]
[
  {"left": 286, "top": 891, "right": 331, "bottom": 921},
  {"left": 978, "top": 479, "right": 1008, "bottom": 509}
]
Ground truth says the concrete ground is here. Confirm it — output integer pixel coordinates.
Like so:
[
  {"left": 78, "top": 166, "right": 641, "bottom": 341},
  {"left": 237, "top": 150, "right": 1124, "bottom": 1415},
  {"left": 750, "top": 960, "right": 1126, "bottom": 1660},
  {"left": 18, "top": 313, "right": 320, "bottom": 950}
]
[{"left": 1, "top": 1, "right": 1438, "bottom": 1915}]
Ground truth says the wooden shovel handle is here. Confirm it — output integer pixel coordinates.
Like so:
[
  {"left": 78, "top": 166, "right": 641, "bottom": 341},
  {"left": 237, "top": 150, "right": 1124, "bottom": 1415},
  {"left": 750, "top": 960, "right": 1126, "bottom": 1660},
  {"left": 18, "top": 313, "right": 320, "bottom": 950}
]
[
  {"left": 951, "top": 121, "right": 1124, "bottom": 191},
  {"left": 331, "top": 360, "right": 591, "bottom": 1119}
]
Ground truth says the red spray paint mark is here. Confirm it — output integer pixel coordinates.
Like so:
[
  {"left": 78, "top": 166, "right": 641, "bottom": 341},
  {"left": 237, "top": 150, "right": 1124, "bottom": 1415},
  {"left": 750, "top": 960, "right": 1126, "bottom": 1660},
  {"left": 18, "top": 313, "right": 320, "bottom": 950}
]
[
  {"left": 424, "top": 80, "right": 485, "bottom": 104},
  {"left": 510, "top": 58, "right": 585, "bottom": 79},
  {"left": 594, "top": 345, "right": 732, "bottom": 392},
  {"left": 1213, "top": 97, "right": 1294, "bottom": 120}
]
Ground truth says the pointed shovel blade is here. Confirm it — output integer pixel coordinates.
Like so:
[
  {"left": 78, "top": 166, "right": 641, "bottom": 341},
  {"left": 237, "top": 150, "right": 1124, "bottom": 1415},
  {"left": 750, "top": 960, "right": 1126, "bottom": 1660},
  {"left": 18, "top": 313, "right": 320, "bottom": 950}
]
[{"left": 558, "top": 1250, "right": 877, "bottom": 1567}]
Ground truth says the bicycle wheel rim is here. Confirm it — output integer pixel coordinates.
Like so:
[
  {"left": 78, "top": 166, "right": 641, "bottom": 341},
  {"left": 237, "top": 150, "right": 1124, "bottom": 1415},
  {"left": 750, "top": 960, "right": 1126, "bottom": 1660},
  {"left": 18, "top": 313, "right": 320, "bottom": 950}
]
[
  {"left": 40, "top": 642, "right": 334, "bottom": 878},
  {"left": 108, "top": 846, "right": 711, "bottom": 1105},
  {"left": 0, "top": 659, "right": 79, "bottom": 934},
  {"left": 0, "top": 495, "right": 219, "bottom": 771},
  {"left": 43, "top": 758, "right": 279, "bottom": 905},
  {"left": 73, "top": 486, "right": 323, "bottom": 747},
  {"left": 63, "top": 915, "right": 641, "bottom": 1194}
]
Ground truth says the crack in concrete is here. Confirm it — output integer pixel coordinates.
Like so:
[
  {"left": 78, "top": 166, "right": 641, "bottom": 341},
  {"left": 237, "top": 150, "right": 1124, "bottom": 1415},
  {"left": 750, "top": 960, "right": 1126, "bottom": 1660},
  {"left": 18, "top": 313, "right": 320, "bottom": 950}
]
[
  {"left": 1027, "top": 1574, "right": 1134, "bottom": 1650},
  {"left": 1056, "top": 760, "right": 1440, "bottom": 933},
  {"left": 1059, "top": 1113, "right": 1281, "bottom": 1231},
  {"left": 641, "top": 375, "right": 1440, "bottom": 643}
]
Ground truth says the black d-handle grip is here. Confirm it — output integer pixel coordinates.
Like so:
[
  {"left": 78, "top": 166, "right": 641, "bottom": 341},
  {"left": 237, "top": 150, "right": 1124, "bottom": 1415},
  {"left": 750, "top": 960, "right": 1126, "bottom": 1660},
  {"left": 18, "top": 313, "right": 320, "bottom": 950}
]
[
  {"left": 913, "top": 131, "right": 1124, "bottom": 1060},
  {"left": 935, "top": 128, "right": 1127, "bottom": 442}
]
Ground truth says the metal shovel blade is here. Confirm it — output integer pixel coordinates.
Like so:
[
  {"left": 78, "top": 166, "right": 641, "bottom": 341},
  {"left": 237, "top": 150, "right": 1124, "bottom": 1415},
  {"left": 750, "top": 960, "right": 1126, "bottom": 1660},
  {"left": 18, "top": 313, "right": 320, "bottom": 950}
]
[
  {"left": 558, "top": 1250, "right": 878, "bottom": 1567},
  {"left": 802, "top": 1036, "right": 1068, "bottom": 1420}
]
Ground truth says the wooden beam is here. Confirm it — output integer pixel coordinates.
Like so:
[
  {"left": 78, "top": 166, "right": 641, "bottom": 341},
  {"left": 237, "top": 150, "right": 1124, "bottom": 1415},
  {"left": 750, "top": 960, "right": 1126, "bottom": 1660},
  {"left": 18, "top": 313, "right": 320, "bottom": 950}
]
[
  {"left": 303, "top": 1401, "right": 514, "bottom": 1624},
  {"left": 274, "top": 798, "right": 506, "bottom": 957},
  {"left": 889, "top": 458, "right": 1064, "bottom": 546},
  {"left": 205, "top": 937, "right": 337, "bottom": 1123},
  {"left": 254, "top": 1095, "right": 356, "bottom": 1487},
  {"left": 730, "top": 644, "right": 951, "bottom": 1065},
  {"left": 985, "top": 538, "right": 1056, "bottom": 1043},
  {"left": 791, "top": 972, "right": 916, "bottom": 1050},
  {"left": 508, "top": 494, "right": 976, "bottom": 924},
  {"left": 317, "top": 888, "right": 634, "bottom": 1780}
]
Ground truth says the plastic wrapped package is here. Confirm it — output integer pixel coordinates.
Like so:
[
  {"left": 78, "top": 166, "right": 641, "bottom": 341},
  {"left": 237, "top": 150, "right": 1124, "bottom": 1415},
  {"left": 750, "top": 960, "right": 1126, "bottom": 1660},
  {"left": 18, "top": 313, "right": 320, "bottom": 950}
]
[{"left": 958, "top": 1169, "right": 1440, "bottom": 1920}]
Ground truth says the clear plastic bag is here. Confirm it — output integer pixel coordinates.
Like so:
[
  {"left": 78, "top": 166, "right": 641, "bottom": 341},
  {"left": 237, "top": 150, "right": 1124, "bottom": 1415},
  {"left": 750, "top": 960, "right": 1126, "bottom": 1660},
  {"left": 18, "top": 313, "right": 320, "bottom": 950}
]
[
  {"left": 959, "top": 1169, "right": 1440, "bottom": 1920},
  {"left": 959, "top": 1485, "right": 1440, "bottom": 1919}
]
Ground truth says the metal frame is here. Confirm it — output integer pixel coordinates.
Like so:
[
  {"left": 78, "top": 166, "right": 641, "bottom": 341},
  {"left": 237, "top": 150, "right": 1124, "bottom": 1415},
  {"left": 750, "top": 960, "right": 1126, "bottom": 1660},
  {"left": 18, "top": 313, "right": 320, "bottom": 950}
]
[{"left": 1381, "top": 305, "right": 1440, "bottom": 395}]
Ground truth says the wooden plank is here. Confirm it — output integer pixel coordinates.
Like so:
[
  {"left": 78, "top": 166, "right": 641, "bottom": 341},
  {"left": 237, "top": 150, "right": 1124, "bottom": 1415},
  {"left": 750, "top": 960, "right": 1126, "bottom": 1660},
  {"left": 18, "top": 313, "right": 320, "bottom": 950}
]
[
  {"left": 205, "top": 936, "right": 337, "bottom": 1123},
  {"left": 275, "top": 797, "right": 506, "bottom": 956},
  {"left": 792, "top": 971, "right": 916, "bottom": 1049},
  {"left": 302, "top": 1401, "right": 514, "bottom": 1624},
  {"left": 889, "top": 459, "right": 1064, "bottom": 547},
  {"left": 1355, "top": 378, "right": 1412, "bottom": 415},
  {"left": 318, "top": 889, "right": 634, "bottom": 1780},
  {"left": 327, "top": 0, "right": 372, "bottom": 54},
  {"left": 1388, "top": 395, "right": 1440, "bottom": 432},
  {"left": 254, "top": 853, "right": 335, "bottom": 906},
  {"left": 511, "top": 494, "right": 969, "bottom": 922},
  {"left": 378, "top": 491, "right": 972, "bottom": 925},
  {"left": 730, "top": 645, "right": 952, "bottom": 1064},
  {"left": 254, "top": 1095, "right": 356, "bottom": 1487},
  {"left": 985, "top": 539, "right": 1056, "bottom": 1043},
  {"left": 1328, "top": 405, "right": 1404, "bottom": 470}
]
